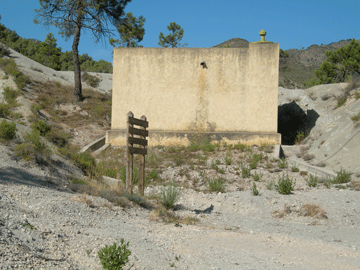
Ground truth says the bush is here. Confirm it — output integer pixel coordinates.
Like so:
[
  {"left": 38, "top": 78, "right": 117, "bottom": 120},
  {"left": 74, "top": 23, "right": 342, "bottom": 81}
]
[
  {"left": 45, "top": 129, "right": 71, "bottom": 147},
  {"left": 188, "top": 134, "right": 216, "bottom": 152},
  {"left": 306, "top": 174, "right": 318, "bottom": 187},
  {"left": 14, "top": 143, "right": 35, "bottom": 161},
  {"left": 120, "top": 166, "right": 138, "bottom": 185},
  {"left": 23, "top": 131, "right": 49, "bottom": 155},
  {"left": 240, "top": 161, "right": 250, "bottom": 178},
  {"left": 0, "top": 120, "right": 16, "bottom": 140},
  {"left": 252, "top": 183, "right": 259, "bottom": 196},
  {"left": 31, "top": 120, "right": 51, "bottom": 136},
  {"left": 82, "top": 71, "right": 101, "bottom": 88},
  {"left": 275, "top": 174, "right": 296, "bottom": 195},
  {"left": 337, "top": 95, "right": 347, "bottom": 108},
  {"left": 0, "top": 103, "right": 11, "bottom": 118},
  {"left": 291, "top": 166, "right": 300, "bottom": 172},
  {"left": 251, "top": 171, "right": 262, "bottom": 181},
  {"left": 351, "top": 112, "right": 360, "bottom": 123},
  {"left": 278, "top": 158, "right": 288, "bottom": 169},
  {"left": 159, "top": 184, "right": 182, "bottom": 209},
  {"left": 333, "top": 167, "right": 352, "bottom": 184},
  {"left": 98, "top": 240, "right": 131, "bottom": 270},
  {"left": 3, "top": 86, "right": 21, "bottom": 105},
  {"left": 207, "top": 177, "right": 226, "bottom": 192},
  {"left": 0, "top": 58, "right": 30, "bottom": 89}
]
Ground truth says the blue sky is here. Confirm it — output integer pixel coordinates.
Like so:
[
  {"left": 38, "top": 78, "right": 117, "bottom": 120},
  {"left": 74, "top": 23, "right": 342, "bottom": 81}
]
[{"left": 1, "top": 0, "right": 359, "bottom": 63}]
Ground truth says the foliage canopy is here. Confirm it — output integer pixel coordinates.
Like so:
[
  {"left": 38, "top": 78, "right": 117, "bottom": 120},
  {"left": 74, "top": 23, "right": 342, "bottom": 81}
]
[{"left": 158, "top": 22, "right": 187, "bottom": 48}]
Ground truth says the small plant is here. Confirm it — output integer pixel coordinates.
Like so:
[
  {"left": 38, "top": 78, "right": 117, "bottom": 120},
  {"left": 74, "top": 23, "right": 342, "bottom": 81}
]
[
  {"left": 82, "top": 71, "right": 101, "bottom": 87},
  {"left": 120, "top": 166, "right": 138, "bottom": 185},
  {"left": 98, "top": 240, "right": 131, "bottom": 270},
  {"left": 21, "top": 219, "right": 36, "bottom": 230},
  {"left": 278, "top": 158, "right": 288, "bottom": 169},
  {"left": 291, "top": 166, "right": 300, "bottom": 172},
  {"left": 355, "top": 92, "right": 360, "bottom": 100},
  {"left": 0, "top": 120, "right": 16, "bottom": 140},
  {"left": 300, "top": 171, "right": 308, "bottom": 176},
  {"left": 159, "top": 184, "right": 182, "bottom": 210},
  {"left": 233, "top": 142, "right": 247, "bottom": 152},
  {"left": 306, "top": 174, "right": 318, "bottom": 187},
  {"left": 188, "top": 134, "right": 216, "bottom": 152},
  {"left": 23, "top": 131, "right": 49, "bottom": 155},
  {"left": 0, "top": 103, "right": 11, "bottom": 118},
  {"left": 336, "top": 95, "right": 347, "bottom": 108},
  {"left": 207, "top": 177, "right": 226, "bottom": 192},
  {"left": 123, "top": 193, "right": 150, "bottom": 208},
  {"left": 265, "top": 180, "right": 275, "bottom": 190},
  {"left": 351, "top": 112, "right": 360, "bottom": 123},
  {"left": 251, "top": 183, "right": 259, "bottom": 196},
  {"left": 3, "top": 86, "right": 21, "bottom": 106},
  {"left": 251, "top": 171, "right": 262, "bottom": 181},
  {"left": 224, "top": 156, "right": 232, "bottom": 165},
  {"left": 295, "top": 130, "right": 306, "bottom": 144},
  {"left": 147, "top": 169, "right": 160, "bottom": 182},
  {"left": 31, "top": 120, "right": 51, "bottom": 136},
  {"left": 14, "top": 143, "right": 35, "bottom": 161},
  {"left": 333, "top": 167, "right": 352, "bottom": 184},
  {"left": 275, "top": 174, "right": 296, "bottom": 195},
  {"left": 323, "top": 175, "right": 332, "bottom": 188},
  {"left": 240, "top": 161, "right": 250, "bottom": 178}
]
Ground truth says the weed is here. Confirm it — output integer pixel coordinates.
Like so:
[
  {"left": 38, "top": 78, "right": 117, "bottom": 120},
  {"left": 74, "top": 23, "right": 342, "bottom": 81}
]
[
  {"left": 323, "top": 176, "right": 332, "bottom": 188},
  {"left": 0, "top": 103, "right": 11, "bottom": 118},
  {"left": 355, "top": 92, "right": 360, "bottom": 100},
  {"left": 45, "top": 127, "right": 71, "bottom": 148},
  {"left": 337, "top": 95, "right": 347, "bottom": 107},
  {"left": 351, "top": 112, "right": 360, "bottom": 123},
  {"left": 291, "top": 166, "right": 300, "bottom": 172},
  {"left": 233, "top": 142, "right": 248, "bottom": 152},
  {"left": 300, "top": 171, "right": 308, "bottom": 176},
  {"left": 224, "top": 156, "right": 232, "bottom": 165},
  {"left": 197, "top": 155, "right": 207, "bottom": 165},
  {"left": 207, "top": 177, "right": 226, "bottom": 192},
  {"left": 306, "top": 174, "right": 318, "bottom": 187},
  {"left": 21, "top": 219, "right": 36, "bottom": 230},
  {"left": 159, "top": 184, "right": 182, "bottom": 210},
  {"left": 265, "top": 180, "right": 276, "bottom": 190},
  {"left": 275, "top": 174, "right": 296, "bottom": 195},
  {"left": 123, "top": 193, "right": 150, "bottom": 208},
  {"left": 82, "top": 72, "right": 101, "bottom": 88},
  {"left": 0, "top": 120, "right": 16, "bottom": 140},
  {"left": 70, "top": 177, "right": 87, "bottom": 185},
  {"left": 3, "top": 86, "right": 21, "bottom": 105},
  {"left": 295, "top": 130, "right": 308, "bottom": 144},
  {"left": 120, "top": 166, "right": 138, "bottom": 185},
  {"left": 98, "top": 240, "right": 131, "bottom": 270},
  {"left": 240, "top": 161, "right": 250, "bottom": 178},
  {"left": 31, "top": 120, "right": 51, "bottom": 136},
  {"left": 278, "top": 158, "right": 288, "bottom": 169},
  {"left": 299, "top": 204, "right": 327, "bottom": 219},
  {"left": 188, "top": 134, "right": 216, "bottom": 152},
  {"left": 147, "top": 169, "right": 160, "bottom": 182},
  {"left": 251, "top": 171, "right": 262, "bottom": 181},
  {"left": 14, "top": 143, "right": 35, "bottom": 161},
  {"left": 251, "top": 183, "right": 259, "bottom": 196},
  {"left": 333, "top": 167, "right": 352, "bottom": 184}
]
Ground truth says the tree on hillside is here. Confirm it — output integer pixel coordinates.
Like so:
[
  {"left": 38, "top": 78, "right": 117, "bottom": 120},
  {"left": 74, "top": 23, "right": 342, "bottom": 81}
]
[
  {"left": 109, "top": 12, "right": 145, "bottom": 48},
  {"left": 158, "top": 22, "right": 187, "bottom": 48},
  {"left": 34, "top": 0, "right": 131, "bottom": 101},
  {"left": 38, "top": 33, "right": 61, "bottom": 70},
  {"left": 309, "top": 39, "right": 360, "bottom": 86}
]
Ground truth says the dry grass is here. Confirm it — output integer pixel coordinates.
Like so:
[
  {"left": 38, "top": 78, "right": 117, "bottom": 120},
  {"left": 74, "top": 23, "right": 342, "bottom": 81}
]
[
  {"left": 72, "top": 193, "right": 95, "bottom": 208},
  {"left": 299, "top": 204, "right": 327, "bottom": 219},
  {"left": 271, "top": 204, "right": 291, "bottom": 218},
  {"left": 149, "top": 207, "right": 199, "bottom": 225},
  {"left": 348, "top": 181, "right": 360, "bottom": 191}
]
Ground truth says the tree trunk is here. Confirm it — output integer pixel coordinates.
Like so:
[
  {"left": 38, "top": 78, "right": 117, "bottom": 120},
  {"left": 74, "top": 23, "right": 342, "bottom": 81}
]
[{"left": 72, "top": 9, "right": 83, "bottom": 101}]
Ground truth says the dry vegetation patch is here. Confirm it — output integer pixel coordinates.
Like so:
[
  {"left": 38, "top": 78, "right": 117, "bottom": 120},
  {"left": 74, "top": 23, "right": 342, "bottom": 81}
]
[{"left": 272, "top": 203, "right": 327, "bottom": 220}]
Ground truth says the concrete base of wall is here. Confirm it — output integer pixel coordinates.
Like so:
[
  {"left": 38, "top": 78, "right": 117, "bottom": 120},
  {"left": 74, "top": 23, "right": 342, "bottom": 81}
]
[{"left": 106, "top": 129, "right": 281, "bottom": 146}]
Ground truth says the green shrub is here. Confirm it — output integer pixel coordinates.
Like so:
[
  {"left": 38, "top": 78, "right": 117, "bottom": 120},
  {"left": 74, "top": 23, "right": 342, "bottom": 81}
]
[
  {"left": 351, "top": 112, "right": 360, "bottom": 123},
  {"left": 207, "top": 177, "right": 226, "bottom": 192},
  {"left": 278, "top": 158, "right": 288, "bottom": 169},
  {"left": 275, "top": 174, "right": 296, "bottom": 195},
  {"left": 82, "top": 71, "right": 101, "bottom": 88},
  {"left": 0, "top": 58, "right": 30, "bottom": 89},
  {"left": 98, "top": 240, "right": 131, "bottom": 270},
  {"left": 31, "top": 120, "right": 51, "bottom": 136},
  {"left": 0, "top": 103, "right": 11, "bottom": 118},
  {"left": 45, "top": 129, "right": 71, "bottom": 147},
  {"left": 337, "top": 96, "right": 347, "bottom": 108},
  {"left": 355, "top": 92, "right": 360, "bottom": 100},
  {"left": 251, "top": 171, "right": 262, "bottom": 181},
  {"left": 0, "top": 44, "right": 10, "bottom": 57},
  {"left": 240, "top": 161, "right": 250, "bottom": 178},
  {"left": 333, "top": 167, "right": 352, "bottom": 184},
  {"left": 291, "top": 166, "right": 300, "bottom": 172},
  {"left": 0, "top": 120, "right": 16, "bottom": 140},
  {"left": 224, "top": 156, "right": 232, "bottom": 165},
  {"left": 188, "top": 134, "right": 216, "bottom": 152},
  {"left": 23, "top": 131, "right": 49, "bottom": 155},
  {"left": 3, "top": 86, "right": 21, "bottom": 105},
  {"left": 159, "top": 184, "right": 182, "bottom": 209},
  {"left": 306, "top": 174, "right": 318, "bottom": 187},
  {"left": 147, "top": 169, "right": 160, "bottom": 182},
  {"left": 123, "top": 193, "right": 150, "bottom": 208},
  {"left": 252, "top": 183, "right": 259, "bottom": 196},
  {"left": 233, "top": 142, "right": 248, "bottom": 152},
  {"left": 14, "top": 143, "right": 35, "bottom": 161}
]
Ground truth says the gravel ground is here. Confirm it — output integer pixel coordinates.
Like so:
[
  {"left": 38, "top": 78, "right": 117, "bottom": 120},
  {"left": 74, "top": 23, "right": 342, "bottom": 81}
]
[{"left": 1, "top": 143, "right": 360, "bottom": 269}]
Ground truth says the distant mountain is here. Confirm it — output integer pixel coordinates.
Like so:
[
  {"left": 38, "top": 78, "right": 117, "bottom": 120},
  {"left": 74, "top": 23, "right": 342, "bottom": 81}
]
[{"left": 214, "top": 38, "right": 360, "bottom": 89}]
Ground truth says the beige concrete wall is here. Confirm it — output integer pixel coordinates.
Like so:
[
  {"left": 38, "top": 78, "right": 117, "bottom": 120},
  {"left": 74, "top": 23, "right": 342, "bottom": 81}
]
[{"left": 108, "top": 43, "right": 279, "bottom": 145}]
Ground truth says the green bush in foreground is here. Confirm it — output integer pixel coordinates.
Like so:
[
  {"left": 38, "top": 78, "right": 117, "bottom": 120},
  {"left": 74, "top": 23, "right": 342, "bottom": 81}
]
[
  {"left": 275, "top": 174, "right": 296, "bottom": 195},
  {"left": 98, "top": 240, "right": 131, "bottom": 270},
  {"left": 159, "top": 184, "right": 182, "bottom": 209},
  {"left": 0, "top": 120, "right": 16, "bottom": 140},
  {"left": 31, "top": 120, "right": 51, "bottom": 136}
]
